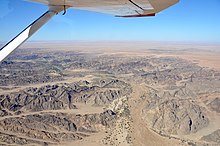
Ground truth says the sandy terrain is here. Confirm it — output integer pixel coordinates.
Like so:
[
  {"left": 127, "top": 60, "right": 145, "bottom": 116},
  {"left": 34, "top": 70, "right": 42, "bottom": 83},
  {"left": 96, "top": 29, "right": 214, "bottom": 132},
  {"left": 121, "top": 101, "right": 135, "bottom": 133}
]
[
  {"left": 0, "top": 41, "right": 220, "bottom": 146},
  {"left": 22, "top": 41, "right": 220, "bottom": 70},
  {"left": 128, "top": 82, "right": 186, "bottom": 146}
]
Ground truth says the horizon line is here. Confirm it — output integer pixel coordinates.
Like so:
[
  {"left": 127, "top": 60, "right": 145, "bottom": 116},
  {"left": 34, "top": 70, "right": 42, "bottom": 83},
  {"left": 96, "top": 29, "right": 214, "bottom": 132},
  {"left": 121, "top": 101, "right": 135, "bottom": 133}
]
[{"left": 1, "top": 40, "right": 220, "bottom": 44}]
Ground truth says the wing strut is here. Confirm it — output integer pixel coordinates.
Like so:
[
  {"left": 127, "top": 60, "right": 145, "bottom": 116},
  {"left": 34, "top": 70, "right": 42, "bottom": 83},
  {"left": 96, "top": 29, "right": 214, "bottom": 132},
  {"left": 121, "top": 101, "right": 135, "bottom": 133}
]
[{"left": 0, "top": 6, "right": 63, "bottom": 62}]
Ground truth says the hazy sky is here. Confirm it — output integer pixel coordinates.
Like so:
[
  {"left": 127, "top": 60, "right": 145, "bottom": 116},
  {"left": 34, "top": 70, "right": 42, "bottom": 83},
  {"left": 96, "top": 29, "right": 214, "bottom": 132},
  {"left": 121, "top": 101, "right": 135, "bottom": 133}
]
[{"left": 0, "top": 0, "right": 220, "bottom": 42}]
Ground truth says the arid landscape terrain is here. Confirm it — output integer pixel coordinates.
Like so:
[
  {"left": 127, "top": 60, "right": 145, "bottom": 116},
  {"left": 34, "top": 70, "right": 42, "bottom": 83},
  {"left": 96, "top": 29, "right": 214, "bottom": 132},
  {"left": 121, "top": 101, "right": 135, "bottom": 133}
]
[{"left": 0, "top": 41, "right": 220, "bottom": 146}]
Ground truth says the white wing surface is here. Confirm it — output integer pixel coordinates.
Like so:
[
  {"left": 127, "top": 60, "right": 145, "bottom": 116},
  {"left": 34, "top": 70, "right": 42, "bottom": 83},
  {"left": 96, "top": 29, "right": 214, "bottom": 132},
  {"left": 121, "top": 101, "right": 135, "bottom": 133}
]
[{"left": 30, "top": 0, "right": 179, "bottom": 17}]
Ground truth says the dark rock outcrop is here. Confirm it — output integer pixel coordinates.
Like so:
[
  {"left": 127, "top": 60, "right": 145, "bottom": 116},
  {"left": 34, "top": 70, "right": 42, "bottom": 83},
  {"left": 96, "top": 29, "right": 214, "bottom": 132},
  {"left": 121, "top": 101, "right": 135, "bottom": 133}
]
[{"left": 143, "top": 98, "right": 209, "bottom": 135}]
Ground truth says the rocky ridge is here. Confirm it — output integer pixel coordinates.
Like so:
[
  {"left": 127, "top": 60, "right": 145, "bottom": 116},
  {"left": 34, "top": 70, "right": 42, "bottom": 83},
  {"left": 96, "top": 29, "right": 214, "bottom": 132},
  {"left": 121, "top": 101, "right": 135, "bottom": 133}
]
[
  {"left": 1, "top": 48, "right": 220, "bottom": 145},
  {"left": 0, "top": 78, "right": 131, "bottom": 145}
]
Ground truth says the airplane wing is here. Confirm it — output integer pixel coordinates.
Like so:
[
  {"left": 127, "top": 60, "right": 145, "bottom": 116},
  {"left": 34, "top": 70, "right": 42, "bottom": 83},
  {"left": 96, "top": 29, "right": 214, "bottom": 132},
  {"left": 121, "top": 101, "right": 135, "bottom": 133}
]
[
  {"left": 0, "top": 0, "right": 179, "bottom": 62},
  {"left": 30, "top": 0, "right": 179, "bottom": 17}
]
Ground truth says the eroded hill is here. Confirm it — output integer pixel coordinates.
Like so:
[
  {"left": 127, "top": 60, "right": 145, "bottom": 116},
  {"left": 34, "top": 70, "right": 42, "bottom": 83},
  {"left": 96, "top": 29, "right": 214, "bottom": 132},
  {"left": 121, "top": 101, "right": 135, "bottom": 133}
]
[{"left": 0, "top": 45, "right": 220, "bottom": 146}]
